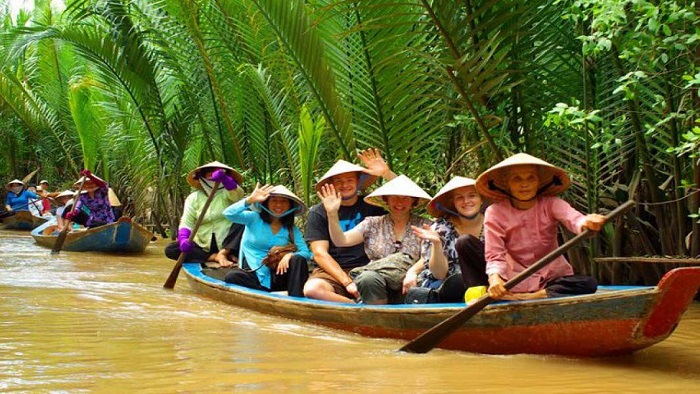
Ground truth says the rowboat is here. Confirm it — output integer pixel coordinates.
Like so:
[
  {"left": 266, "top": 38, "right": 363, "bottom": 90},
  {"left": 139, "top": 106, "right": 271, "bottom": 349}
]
[
  {"left": 0, "top": 210, "right": 49, "bottom": 230},
  {"left": 31, "top": 217, "right": 153, "bottom": 253},
  {"left": 183, "top": 263, "right": 700, "bottom": 357}
]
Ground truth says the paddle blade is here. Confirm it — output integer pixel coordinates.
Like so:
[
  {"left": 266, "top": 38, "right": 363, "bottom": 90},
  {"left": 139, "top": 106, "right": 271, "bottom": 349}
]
[
  {"left": 163, "top": 253, "right": 186, "bottom": 289},
  {"left": 399, "top": 296, "right": 493, "bottom": 353},
  {"left": 51, "top": 229, "right": 69, "bottom": 255}
]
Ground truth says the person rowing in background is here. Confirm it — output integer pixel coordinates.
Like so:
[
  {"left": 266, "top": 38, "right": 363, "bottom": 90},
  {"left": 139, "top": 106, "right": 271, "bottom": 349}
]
[
  {"left": 4, "top": 179, "right": 47, "bottom": 216},
  {"left": 64, "top": 170, "right": 115, "bottom": 228}
]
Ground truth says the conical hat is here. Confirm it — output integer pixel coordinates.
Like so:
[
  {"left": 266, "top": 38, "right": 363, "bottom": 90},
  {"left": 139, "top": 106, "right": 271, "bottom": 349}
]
[
  {"left": 475, "top": 153, "right": 570, "bottom": 201},
  {"left": 5, "top": 179, "right": 24, "bottom": 190},
  {"left": 108, "top": 188, "right": 122, "bottom": 206},
  {"left": 364, "top": 175, "right": 432, "bottom": 209},
  {"left": 427, "top": 176, "right": 479, "bottom": 217},
  {"left": 73, "top": 173, "right": 107, "bottom": 188},
  {"left": 263, "top": 185, "right": 307, "bottom": 216},
  {"left": 56, "top": 190, "right": 75, "bottom": 199},
  {"left": 187, "top": 161, "right": 244, "bottom": 189},
  {"left": 314, "top": 160, "right": 377, "bottom": 193},
  {"left": 39, "top": 180, "right": 49, "bottom": 185}
]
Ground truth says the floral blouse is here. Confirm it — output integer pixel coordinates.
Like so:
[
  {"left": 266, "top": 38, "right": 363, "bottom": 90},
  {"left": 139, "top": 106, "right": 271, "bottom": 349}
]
[
  {"left": 353, "top": 214, "right": 431, "bottom": 262},
  {"left": 417, "top": 217, "right": 484, "bottom": 289}
]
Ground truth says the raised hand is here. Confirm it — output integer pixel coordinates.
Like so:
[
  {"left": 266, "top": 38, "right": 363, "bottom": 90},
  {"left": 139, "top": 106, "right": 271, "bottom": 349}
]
[
  {"left": 317, "top": 184, "right": 341, "bottom": 214},
  {"left": 81, "top": 169, "right": 93, "bottom": 177},
  {"left": 411, "top": 224, "right": 441, "bottom": 245},
  {"left": 357, "top": 148, "right": 390, "bottom": 178},
  {"left": 246, "top": 183, "right": 274, "bottom": 205}
]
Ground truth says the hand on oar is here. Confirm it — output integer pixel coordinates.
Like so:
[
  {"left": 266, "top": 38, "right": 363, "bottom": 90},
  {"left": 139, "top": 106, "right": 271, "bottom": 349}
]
[
  {"left": 399, "top": 200, "right": 636, "bottom": 354},
  {"left": 163, "top": 181, "right": 221, "bottom": 289}
]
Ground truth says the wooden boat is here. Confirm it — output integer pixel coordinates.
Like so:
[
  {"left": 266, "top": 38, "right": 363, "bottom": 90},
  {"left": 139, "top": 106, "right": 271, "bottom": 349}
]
[
  {"left": 0, "top": 210, "right": 49, "bottom": 230},
  {"left": 31, "top": 217, "right": 153, "bottom": 253},
  {"left": 183, "top": 263, "right": 700, "bottom": 357}
]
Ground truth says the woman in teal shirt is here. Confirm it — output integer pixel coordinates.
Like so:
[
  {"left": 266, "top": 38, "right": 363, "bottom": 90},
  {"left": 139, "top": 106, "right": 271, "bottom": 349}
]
[{"left": 222, "top": 184, "right": 312, "bottom": 297}]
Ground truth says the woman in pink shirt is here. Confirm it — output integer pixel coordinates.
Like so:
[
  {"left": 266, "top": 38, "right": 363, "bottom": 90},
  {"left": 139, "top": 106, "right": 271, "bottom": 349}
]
[{"left": 474, "top": 153, "right": 606, "bottom": 301}]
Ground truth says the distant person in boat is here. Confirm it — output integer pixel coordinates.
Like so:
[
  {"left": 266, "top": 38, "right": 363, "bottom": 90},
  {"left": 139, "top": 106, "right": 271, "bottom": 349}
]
[
  {"left": 25, "top": 183, "right": 45, "bottom": 217},
  {"left": 63, "top": 170, "right": 115, "bottom": 228},
  {"left": 303, "top": 150, "right": 397, "bottom": 303},
  {"left": 318, "top": 175, "right": 432, "bottom": 304},
  {"left": 222, "top": 184, "right": 312, "bottom": 297},
  {"left": 473, "top": 153, "right": 606, "bottom": 301},
  {"left": 164, "top": 161, "right": 245, "bottom": 268},
  {"left": 4, "top": 179, "right": 45, "bottom": 215},
  {"left": 35, "top": 185, "right": 53, "bottom": 216},
  {"left": 404, "top": 177, "right": 487, "bottom": 304},
  {"left": 54, "top": 190, "right": 75, "bottom": 232}
]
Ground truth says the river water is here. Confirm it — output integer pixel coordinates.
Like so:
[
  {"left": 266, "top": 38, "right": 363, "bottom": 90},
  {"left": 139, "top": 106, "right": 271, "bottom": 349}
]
[{"left": 1, "top": 230, "right": 699, "bottom": 392}]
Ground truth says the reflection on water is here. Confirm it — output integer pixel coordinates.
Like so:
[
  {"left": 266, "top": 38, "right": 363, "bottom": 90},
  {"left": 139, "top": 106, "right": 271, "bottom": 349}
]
[{"left": 1, "top": 230, "right": 699, "bottom": 392}]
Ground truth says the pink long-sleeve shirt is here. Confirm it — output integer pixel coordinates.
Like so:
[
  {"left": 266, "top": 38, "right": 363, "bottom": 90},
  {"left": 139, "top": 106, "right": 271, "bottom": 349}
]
[{"left": 484, "top": 196, "right": 588, "bottom": 293}]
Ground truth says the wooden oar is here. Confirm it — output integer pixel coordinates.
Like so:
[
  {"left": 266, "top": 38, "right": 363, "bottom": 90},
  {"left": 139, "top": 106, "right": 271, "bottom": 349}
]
[
  {"left": 52, "top": 177, "right": 87, "bottom": 255},
  {"left": 21, "top": 168, "right": 40, "bottom": 184},
  {"left": 163, "top": 181, "right": 221, "bottom": 289},
  {"left": 399, "top": 200, "right": 636, "bottom": 354}
]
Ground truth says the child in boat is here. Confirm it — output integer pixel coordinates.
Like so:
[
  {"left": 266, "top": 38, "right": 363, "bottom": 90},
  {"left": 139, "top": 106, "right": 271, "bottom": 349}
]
[
  {"left": 54, "top": 190, "right": 75, "bottom": 232},
  {"left": 473, "top": 153, "right": 606, "bottom": 301}
]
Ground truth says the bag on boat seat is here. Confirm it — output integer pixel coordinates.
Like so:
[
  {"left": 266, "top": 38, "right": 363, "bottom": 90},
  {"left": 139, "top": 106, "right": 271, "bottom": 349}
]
[
  {"left": 261, "top": 243, "right": 297, "bottom": 271},
  {"left": 349, "top": 252, "right": 415, "bottom": 292}
]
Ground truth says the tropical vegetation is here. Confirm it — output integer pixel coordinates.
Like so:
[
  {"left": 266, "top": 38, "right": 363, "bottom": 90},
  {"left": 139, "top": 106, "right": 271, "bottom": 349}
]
[{"left": 1, "top": 0, "right": 698, "bottom": 285}]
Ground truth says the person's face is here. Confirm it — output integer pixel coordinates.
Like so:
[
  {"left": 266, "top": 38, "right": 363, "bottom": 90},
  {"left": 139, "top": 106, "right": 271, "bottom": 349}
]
[
  {"left": 331, "top": 173, "right": 360, "bottom": 199},
  {"left": 451, "top": 186, "right": 482, "bottom": 217},
  {"left": 385, "top": 195, "right": 415, "bottom": 216},
  {"left": 40, "top": 182, "right": 48, "bottom": 188},
  {"left": 267, "top": 195, "right": 291, "bottom": 216},
  {"left": 506, "top": 165, "right": 540, "bottom": 201}
]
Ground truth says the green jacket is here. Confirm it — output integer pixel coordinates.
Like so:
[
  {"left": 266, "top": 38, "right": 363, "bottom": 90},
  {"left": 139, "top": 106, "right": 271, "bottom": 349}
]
[{"left": 179, "top": 187, "right": 245, "bottom": 251}]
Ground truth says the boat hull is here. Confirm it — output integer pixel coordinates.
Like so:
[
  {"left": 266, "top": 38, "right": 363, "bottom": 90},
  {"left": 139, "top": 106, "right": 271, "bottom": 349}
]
[
  {"left": 0, "top": 210, "right": 49, "bottom": 230},
  {"left": 183, "top": 264, "right": 700, "bottom": 356},
  {"left": 31, "top": 217, "right": 153, "bottom": 253}
]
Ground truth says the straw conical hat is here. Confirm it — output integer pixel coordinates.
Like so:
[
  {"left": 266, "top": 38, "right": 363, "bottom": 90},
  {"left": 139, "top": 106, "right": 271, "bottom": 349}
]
[
  {"left": 56, "top": 190, "right": 75, "bottom": 199},
  {"left": 475, "top": 153, "right": 570, "bottom": 201},
  {"left": 39, "top": 180, "right": 49, "bottom": 185},
  {"left": 364, "top": 175, "right": 432, "bottom": 209},
  {"left": 263, "top": 185, "right": 307, "bottom": 216},
  {"left": 187, "top": 161, "right": 244, "bottom": 189},
  {"left": 427, "top": 176, "right": 479, "bottom": 218},
  {"left": 108, "top": 188, "right": 122, "bottom": 206},
  {"left": 5, "top": 179, "right": 24, "bottom": 191},
  {"left": 73, "top": 173, "right": 107, "bottom": 188},
  {"left": 314, "top": 160, "right": 378, "bottom": 193}
]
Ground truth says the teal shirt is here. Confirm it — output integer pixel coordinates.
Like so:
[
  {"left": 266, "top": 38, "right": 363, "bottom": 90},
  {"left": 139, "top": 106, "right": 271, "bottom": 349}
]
[
  {"left": 179, "top": 187, "right": 245, "bottom": 251},
  {"left": 223, "top": 199, "right": 312, "bottom": 289}
]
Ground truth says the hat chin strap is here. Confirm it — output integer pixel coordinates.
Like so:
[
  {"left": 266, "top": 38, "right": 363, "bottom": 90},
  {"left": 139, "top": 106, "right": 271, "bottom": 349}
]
[
  {"left": 258, "top": 203, "right": 298, "bottom": 218},
  {"left": 488, "top": 176, "right": 563, "bottom": 202},
  {"left": 435, "top": 202, "right": 481, "bottom": 220}
]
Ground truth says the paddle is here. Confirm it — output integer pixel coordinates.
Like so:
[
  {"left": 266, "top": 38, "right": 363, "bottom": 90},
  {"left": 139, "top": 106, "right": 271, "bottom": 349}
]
[
  {"left": 399, "top": 200, "right": 636, "bottom": 354},
  {"left": 52, "top": 176, "right": 87, "bottom": 255},
  {"left": 163, "top": 181, "right": 221, "bottom": 289},
  {"left": 22, "top": 168, "right": 40, "bottom": 184}
]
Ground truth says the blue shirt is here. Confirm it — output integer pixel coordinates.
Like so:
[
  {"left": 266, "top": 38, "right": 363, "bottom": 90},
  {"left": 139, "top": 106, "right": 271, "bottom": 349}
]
[
  {"left": 5, "top": 190, "right": 39, "bottom": 211},
  {"left": 223, "top": 199, "right": 312, "bottom": 289}
]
